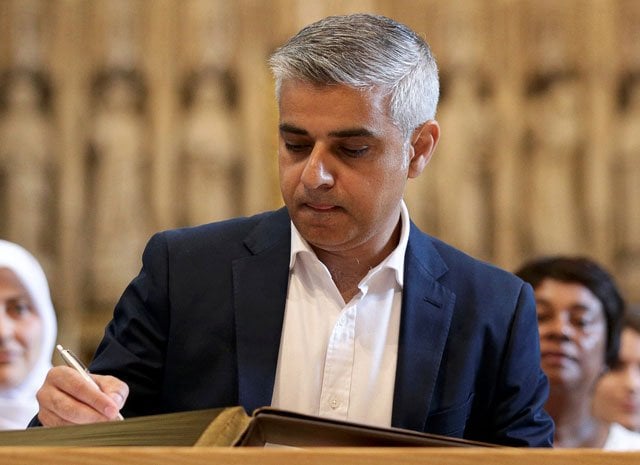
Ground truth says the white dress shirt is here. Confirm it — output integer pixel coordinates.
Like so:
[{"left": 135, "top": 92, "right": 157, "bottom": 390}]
[{"left": 271, "top": 202, "right": 410, "bottom": 427}]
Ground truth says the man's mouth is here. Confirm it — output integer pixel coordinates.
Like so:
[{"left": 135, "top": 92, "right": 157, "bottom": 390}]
[{"left": 305, "top": 203, "right": 336, "bottom": 211}]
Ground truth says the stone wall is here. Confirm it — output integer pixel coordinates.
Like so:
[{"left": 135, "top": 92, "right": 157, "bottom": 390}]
[{"left": 1, "top": 0, "right": 638, "bottom": 355}]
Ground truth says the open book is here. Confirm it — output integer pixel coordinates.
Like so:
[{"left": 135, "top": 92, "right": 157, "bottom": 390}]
[{"left": 0, "top": 407, "right": 497, "bottom": 448}]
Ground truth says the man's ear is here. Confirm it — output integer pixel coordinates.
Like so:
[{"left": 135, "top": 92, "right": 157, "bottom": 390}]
[{"left": 407, "top": 120, "right": 440, "bottom": 179}]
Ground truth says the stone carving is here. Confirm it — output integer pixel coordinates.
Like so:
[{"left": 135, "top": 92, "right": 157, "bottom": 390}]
[
  {"left": 434, "top": 71, "right": 494, "bottom": 259},
  {"left": 181, "top": 68, "right": 239, "bottom": 225},
  {"left": 87, "top": 69, "right": 150, "bottom": 305},
  {"left": 614, "top": 73, "right": 640, "bottom": 260},
  {"left": 0, "top": 69, "right": 53, "bottom": 260},
  {"left": 525, "top": 72, "right": 585, "bottom": 255}
]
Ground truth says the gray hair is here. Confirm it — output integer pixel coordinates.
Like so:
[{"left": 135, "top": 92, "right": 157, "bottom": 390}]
[{"left": 269, "top": 13, "right": 440, "bottom": 137}]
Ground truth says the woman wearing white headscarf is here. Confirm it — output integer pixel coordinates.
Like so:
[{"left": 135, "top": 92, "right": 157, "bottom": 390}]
[{"left": 0, "top": 240, "right": 57, "bottom": 430}]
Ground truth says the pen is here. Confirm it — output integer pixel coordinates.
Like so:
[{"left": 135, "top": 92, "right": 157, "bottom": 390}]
[{"left": 56, "top": 344, "right": 125, "bottom": 421}]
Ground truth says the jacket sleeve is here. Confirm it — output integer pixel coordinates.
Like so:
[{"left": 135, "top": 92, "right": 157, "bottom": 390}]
[
  {"left": 89, "top": 231, "right": 172, "bottom": 417},
  {"left": 490, "top": 282, "right": 555, "bottom": 446}
]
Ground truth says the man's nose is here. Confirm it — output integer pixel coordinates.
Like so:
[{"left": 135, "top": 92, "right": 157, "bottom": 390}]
[{"left": 300, "top": 145, "right": 334, "bottom": 190}]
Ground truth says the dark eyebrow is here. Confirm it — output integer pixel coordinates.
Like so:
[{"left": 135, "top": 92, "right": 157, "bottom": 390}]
[
  {"left": 279, "top": 123, "right": 374, "bottom": 138},
  {"left": 329, "top": 128, "right": 374, "bottom": 138},
  {"left": 279, "top": 123, "right": 308, "bottom": 135}
]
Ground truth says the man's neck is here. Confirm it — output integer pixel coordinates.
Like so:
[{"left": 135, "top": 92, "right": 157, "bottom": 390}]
[{"left": 314, "top": 219, "right": 402, "bottom": 303}]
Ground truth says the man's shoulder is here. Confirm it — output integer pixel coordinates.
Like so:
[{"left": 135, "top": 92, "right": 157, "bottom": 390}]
[
  {"left": 408, "top": 225, "right": 524, "bottom": 291},
  {"left": 145, "top": 208, "right": 291, "bottom": 259},
  {"left": 409, "top": 225, "right": 518, "bottom": 276},
  {"left": 164, "top": 208, "right": 288, "bottom": 242}
]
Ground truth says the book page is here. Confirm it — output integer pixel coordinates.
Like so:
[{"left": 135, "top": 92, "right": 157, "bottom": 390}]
[{"left": 0, "top": 408, "right": 235, "bottom": 447}]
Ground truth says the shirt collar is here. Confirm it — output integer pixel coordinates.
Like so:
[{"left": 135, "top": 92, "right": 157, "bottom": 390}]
[{"left": 289, "top": 200, "right": 410, "bottom": 287}]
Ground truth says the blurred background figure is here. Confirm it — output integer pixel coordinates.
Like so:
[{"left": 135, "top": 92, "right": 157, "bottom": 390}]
[
  {"left": 516, "top": 256, "right": 640, "bottom": 449},
  {"left": 593, "top": 304, "right": 640, "bottom": 433},
  {"left": 0, "top": 240, "right": 57, "bottom": 430},
  {"left": 0, "top": 69, "right": 54, "bottom": 267},
  {"left": 180, "top": 67, "right": 240, "bottom": 226},
  {"left": 87, "top": 69, "right": 151, "bottom": 309}
]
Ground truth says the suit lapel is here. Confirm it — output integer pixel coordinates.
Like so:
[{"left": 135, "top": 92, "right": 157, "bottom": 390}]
[
  {"left": 231, "top": 212, "right": 456, "bottom": 424},
  {"left": 392, "top": 223, "right": 455, "bottom": 431},
  {"left": 232, "top": 208, "right": 291, "bottom": 413}
]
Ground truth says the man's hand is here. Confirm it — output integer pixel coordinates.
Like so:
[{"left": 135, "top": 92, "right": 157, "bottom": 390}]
[{"left": 36, "top": 366, "right": 129, "bottom": 426}]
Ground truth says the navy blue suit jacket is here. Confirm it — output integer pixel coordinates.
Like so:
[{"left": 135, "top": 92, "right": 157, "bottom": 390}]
[{"left": 88, "top": 208, "right": 553, "bottom": 446}]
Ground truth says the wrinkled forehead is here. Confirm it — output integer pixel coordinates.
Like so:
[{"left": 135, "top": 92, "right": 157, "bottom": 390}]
[{"left": 278, "top": 79, "right": 396, "bottom": 127}]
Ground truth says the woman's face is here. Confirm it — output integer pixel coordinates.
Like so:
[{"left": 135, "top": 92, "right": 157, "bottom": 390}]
[
  {"left": 534, "top": 278, "right": 607, "bottom": 390},
  {"left": 593, "top": 327, "right": 640, "bottom": 431},
  {"left": 0, "top": 267, "right": 43, "bottom": 389}
]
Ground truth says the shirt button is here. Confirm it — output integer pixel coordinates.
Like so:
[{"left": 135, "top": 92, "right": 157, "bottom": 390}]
[{"left": 329, "top": 398, "right": 339, "bottom": 409}]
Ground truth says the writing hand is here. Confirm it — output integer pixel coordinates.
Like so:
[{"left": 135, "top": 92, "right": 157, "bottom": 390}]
[{"left": 36, "top": 366, "right": 129, "bottom": 426}]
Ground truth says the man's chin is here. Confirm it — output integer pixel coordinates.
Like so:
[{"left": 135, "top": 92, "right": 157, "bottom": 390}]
[
  {"left": 302, "top": 231, "right": 343, "bottom": 249},
  {"left": 293, "top": 209, "right": 340, "bottom": 232},
  {"left": 296, "top": 225, "right": 352, "bottom": 251}
]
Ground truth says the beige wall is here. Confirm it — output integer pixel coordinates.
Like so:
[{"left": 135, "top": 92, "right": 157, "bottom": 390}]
[{"left": 1, "top": 0, "right": 639, "bottom": 356}]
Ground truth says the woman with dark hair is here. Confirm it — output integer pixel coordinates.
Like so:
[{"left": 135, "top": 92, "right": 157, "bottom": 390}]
[{"left": 516, "top": 256, "right": 640, "bottom": 449}]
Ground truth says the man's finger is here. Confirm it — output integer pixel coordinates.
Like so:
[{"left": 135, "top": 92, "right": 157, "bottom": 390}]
[
  {"left": 94, "top": 374, "right": 129, "bottom": 411},
  {"left": 36, "top": 367, "right": 127, "bottom": 425}
]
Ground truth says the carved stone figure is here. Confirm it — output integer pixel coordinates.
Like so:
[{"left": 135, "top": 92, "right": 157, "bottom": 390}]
[
  {"left": 434, "top": 71, "right": 494, "bottom": 259},
  {"left": 615, "top": 74, "right": 640, "bottom": 259},
  {"left": 526, "top": 73, "right": 584, "bottom": 255},
  {"left": 0, "top": 70, "right": 53, "bottom": 259},
  {"left": 88, "top": 69, "right": 150, "bottom": 305},
  {"left": 181, "top": 68, "right": 239, "bottom": 225}
]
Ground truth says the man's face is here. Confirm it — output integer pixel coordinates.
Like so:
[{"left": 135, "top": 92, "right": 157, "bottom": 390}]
[
  {"left": 593, "top": 327, "right": 640, "bottom": 431},
  {"left": 534, "top": 278, "right": 606, "bottom": 390},
  {"left": 0, "top": 267, "right": 43, "bottom": 389},
  {"left": 278, "top": 80, "right": 418, "bottom": 257}
]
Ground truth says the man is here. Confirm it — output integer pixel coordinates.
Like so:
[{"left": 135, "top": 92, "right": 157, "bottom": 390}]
[
  {"left": 34, "top": 14, "right": 553, "bottom": 446},
  {"left": 517, "top": 256, "right": 640, "bottom": 449}
]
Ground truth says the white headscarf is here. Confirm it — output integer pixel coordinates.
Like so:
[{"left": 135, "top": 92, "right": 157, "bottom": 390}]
[{"left": 0, "top": 240, "right": 57, "bottom": 430}]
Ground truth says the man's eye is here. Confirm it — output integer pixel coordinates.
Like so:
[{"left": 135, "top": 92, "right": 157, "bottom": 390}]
[
  {"left": 284, "top": 142, "right": 310, "bottom": 153},
  {"left": 341, "top": 146, "right": 368, "bottom": 158}
]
